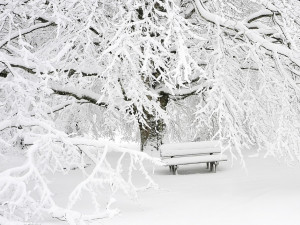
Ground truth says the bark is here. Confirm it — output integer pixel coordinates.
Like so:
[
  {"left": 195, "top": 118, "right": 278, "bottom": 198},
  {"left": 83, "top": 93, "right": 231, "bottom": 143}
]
[
  {"left": 139, "top": 94, "right": 169, "bottom": 152},
  {"left": 139, "top": 117, "right": 166, "bottom": 152}
]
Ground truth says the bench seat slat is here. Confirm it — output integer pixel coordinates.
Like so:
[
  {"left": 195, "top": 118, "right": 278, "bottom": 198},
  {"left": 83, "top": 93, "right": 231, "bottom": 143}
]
[
  {"left": 161, "top": 147, "right": 221, "bottom": 157},
  {"left": 162, "top": 154, "right": 228, "bottom": 166},
  {"left": 160, "top": 141, "right": 219, "bottom": 151}
]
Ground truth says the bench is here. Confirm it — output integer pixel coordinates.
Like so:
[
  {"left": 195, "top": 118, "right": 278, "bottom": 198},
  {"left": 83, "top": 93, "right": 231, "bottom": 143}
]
[{"left": 160, "top": 141, "right": 227, "bottom": 175}]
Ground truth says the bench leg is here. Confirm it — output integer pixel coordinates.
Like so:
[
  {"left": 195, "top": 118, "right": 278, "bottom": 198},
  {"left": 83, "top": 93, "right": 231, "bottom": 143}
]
[
  {"left": 170, "top": 165, "right": 174, "bottom": 174},
  {"left": 206, "top": 162, "right": 209, "bottom": 169},
  {"left": 171, "top": 165, "right": 177, "bottom": 175},
  {"left": 210, "top": 162, "right": 213, "bottom": 172},
  {"left": 174, "top": 165, "right": 178, "bottom": 175},
  {"left": 214, "top": 161, "right": 219, "bottom": 173}
]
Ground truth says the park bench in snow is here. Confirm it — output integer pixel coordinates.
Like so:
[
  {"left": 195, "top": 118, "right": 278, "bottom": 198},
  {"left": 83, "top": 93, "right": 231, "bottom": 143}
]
[{"left": 160, "top": 141, "right": 227, "bottom": 175}]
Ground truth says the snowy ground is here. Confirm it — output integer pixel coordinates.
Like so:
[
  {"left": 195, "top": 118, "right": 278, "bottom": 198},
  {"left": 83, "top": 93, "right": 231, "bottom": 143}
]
[
  {"left": 99, "top": 150, "right": 300, "bottom": 225},
  {"left": 3, "top": 148, "right": 300, "bottom": 225}
]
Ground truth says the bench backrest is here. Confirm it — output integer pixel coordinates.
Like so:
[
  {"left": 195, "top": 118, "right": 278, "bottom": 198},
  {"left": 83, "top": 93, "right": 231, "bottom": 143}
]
[{"left": 160, "top": 141, "right": 221, "bottom": 157}]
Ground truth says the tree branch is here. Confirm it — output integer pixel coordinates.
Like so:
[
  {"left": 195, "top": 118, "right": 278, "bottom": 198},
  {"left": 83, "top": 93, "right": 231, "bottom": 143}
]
[
  {"left": 244, "top": 9, "right": 276, "bottom": 23},
  {"left": 192, "top": 0, "right": 300, "bottom": 67},
  {"left": 156, "top": 82, "right": 206, "bottom": 98},
  {"left": 29, "top": 100, "right": 90, "bottom": 117},
  {"left": 0, "top": 22, "right": 55, "bottom": 49},
  {"left": 0, "top": 60, "right": 108, "bottom": 108},
  {"left": 49, "top": 82, "right": 108, "bottom": 107}
]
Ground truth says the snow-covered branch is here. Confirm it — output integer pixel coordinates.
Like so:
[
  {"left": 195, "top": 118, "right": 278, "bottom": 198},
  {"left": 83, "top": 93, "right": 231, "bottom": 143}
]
[
  {"left": 2, "top": 0, "right": 300, "bottom": 224},
  {"left": 244, "top": 9, "right": 275, "bottom": 23},
  {"left": 49, "top": 83, "right": 108, "bottom": 107},
  {"left": 0, "top": 22, "right": 55, "bottom": 49},
  {"left": 193, "top": 0, "right": 300, "bottom": 66}
]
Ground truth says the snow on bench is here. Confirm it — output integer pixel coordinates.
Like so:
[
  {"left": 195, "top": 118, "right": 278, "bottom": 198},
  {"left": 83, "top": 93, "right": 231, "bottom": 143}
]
[{"left": 160, "top": 141, "right": 227, "bottom": 174}]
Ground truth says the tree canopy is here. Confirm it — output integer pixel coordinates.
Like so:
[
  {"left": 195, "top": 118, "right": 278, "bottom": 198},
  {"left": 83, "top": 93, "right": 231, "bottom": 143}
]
[{"left": 1, "top": 0, "right": 300, "bottom": 223}]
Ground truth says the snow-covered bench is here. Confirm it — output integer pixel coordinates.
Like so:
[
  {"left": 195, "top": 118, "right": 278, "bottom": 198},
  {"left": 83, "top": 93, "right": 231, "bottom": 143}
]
[{"left": 160, "top": 141, "right": 227, "bottom": 174}]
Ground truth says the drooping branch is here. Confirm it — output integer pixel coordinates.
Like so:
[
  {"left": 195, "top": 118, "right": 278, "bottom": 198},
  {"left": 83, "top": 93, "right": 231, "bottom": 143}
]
[
  {"left": 244, "top": 9, "right": 276, "bottom": 23},
  {"left": 0, "top": 22, "right": 55, "bottom": 49},
  {"left": 28, "top": 100, "right": 90, "bottom": 117},
  {"left": 0, "top": 60, "right": 104, "bottom": 106},
  {"left": 193, "top": 0, "right": 300, "bottom": 67},
  {"left": 49, "top": 83, "right": 108, "bottom": 107},
  {"left": 0, "top": 117, "right": 56, "bottom": 132},
  {"left": 156, "top": 78, "right": 209, "bottom": 100},
  {"left": 0, "top": 55, "right": 36, "bottom": 74}
]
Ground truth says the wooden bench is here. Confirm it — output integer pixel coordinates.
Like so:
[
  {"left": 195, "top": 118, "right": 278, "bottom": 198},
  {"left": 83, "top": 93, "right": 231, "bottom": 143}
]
[{"left": 160, "top": 141, "right": 227, "bottom": 175}]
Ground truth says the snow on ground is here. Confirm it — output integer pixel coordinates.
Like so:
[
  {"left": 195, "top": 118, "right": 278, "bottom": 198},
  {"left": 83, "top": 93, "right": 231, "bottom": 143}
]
[
  {"left": 3, "top": 147, "right": 300, "bottom": 225},
  {"left": 98, "top": 150, "right": 300, "bottom": 225}
]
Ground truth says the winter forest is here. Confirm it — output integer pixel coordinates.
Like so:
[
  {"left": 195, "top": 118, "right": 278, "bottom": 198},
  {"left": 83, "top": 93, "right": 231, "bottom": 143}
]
[{"left": 1, "top": 0, "right": 300, "bottom": 224}]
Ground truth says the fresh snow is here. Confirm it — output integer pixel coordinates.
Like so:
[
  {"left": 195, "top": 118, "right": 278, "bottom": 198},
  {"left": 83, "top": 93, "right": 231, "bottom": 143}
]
[
  {"left": 161, "top": 147, "right": 221, "bottom": 157},
  {"left": 160, "top": 141, "right": 222, "bottom": 157},
  {"left": 1, "top": 0, "right": 300, "bottom": 224},
  {"left": 10, "top": 148, "right": 298, "bottom": 225},
  {"left": 161, "top": 140, "right": 220, "bottom": 150},
  {"left": 162, "top": 154, "right": 227, "bottom": 165}
]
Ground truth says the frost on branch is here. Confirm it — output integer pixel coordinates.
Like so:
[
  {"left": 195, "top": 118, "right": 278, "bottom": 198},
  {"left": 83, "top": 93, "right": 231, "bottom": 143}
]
[
  {"left": 1, "top": 0, "right": 300, "bottom": 223},
  {"left": 0, "top": 131, "right": 161, "bottom": 224},
  {"left": 0, "top": 0, "right": 207, "bottom": 151},
  {"left": 0, "top": 44, "right": 161, "bottom": 224},
  {"left": 191, "top": 0, "right": 300, "bottom": 164}
]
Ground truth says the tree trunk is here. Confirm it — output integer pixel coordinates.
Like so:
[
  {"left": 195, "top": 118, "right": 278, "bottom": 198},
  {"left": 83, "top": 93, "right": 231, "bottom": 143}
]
[
  {"left": 139, "top": 118, "right": 166, "bottom": 152},
  {"left": 139, "top": 94, "right": 169, "bottom": 152}
]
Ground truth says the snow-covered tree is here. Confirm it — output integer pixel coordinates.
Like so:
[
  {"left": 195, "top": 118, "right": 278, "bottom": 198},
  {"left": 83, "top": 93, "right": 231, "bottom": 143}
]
[
  {"left": 1, "top": 0, "right": 300, "bottom": 224},
  {"left": 189, "top": 0, "right": 300, "bottom": 163}
]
